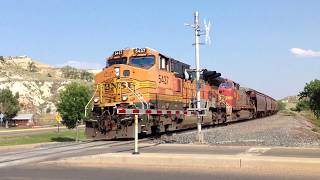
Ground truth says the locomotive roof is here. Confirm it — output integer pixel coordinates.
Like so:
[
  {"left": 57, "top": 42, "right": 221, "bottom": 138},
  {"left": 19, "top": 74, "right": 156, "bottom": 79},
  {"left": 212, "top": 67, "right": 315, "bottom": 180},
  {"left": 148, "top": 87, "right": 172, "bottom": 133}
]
[{"left": 109, "top": 47, "right": 191, "bottom": 66}]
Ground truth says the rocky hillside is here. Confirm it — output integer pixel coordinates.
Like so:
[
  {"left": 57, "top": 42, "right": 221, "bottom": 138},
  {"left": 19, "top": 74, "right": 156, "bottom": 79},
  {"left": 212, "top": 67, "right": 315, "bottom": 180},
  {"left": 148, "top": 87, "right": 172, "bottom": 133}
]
[
  {"left": 281, "top": 95, "right": 299, "bottom": 110},
  {"left": 0, "top": 56, "right": 98, "bottom": 121}
]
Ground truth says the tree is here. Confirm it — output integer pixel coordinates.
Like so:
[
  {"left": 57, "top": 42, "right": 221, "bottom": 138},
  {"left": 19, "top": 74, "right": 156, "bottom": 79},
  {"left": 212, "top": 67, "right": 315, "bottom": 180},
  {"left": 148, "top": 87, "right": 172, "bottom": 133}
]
[
  {"left": 56, "top": 82, "right": 92, "bottom": 129},
  {"left": 0, "top": 89, "right": 20, "bottom": 121},
  {"left": 299, "top": 79, "right": 320, "bottom": 119}
]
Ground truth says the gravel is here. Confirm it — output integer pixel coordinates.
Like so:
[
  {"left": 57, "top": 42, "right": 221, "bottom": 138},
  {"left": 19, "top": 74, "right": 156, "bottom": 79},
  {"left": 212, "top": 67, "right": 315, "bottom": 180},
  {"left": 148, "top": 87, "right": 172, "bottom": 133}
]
[{"left": 153, "top": 113, "right": 320, "bottom": 147}]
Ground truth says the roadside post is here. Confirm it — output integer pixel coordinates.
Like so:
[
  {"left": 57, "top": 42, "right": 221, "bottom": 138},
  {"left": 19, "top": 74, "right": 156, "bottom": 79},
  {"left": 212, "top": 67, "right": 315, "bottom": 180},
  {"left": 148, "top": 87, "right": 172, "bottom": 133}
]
[
  {"left": 133, "top": 114, "right": 139, "bottom": 155},
  {"left": 0, "top": 113, "right": 3, "bottom": 128},
  {"left": 55, "top": 114, "right": 62, "bottom": 133},
  {"left": 76, "top": 121, "right": 79, "bottom": 142}
]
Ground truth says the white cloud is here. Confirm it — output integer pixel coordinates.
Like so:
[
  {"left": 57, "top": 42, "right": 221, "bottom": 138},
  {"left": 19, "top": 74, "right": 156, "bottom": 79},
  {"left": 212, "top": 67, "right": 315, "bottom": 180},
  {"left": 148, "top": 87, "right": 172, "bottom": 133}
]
[
  {"left": 57, "top": 60, "right": 103, "bottom": 70},
  {"left": 290, "top": 48, "right": 320, "bottom": 57}
]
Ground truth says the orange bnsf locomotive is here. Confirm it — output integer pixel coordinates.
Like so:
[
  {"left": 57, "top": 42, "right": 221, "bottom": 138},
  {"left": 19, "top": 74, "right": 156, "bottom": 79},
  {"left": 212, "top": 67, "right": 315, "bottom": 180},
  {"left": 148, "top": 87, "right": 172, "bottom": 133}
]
[{"left": 85, "top": 48, "right": 277, "bottom": 139}]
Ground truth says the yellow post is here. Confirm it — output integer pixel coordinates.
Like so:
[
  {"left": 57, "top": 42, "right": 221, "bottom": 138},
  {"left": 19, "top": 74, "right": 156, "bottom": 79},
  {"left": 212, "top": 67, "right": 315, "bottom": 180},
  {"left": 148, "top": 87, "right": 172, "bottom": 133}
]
[{"left": 55, "top": 114, "right": 62, "bottom": 133}]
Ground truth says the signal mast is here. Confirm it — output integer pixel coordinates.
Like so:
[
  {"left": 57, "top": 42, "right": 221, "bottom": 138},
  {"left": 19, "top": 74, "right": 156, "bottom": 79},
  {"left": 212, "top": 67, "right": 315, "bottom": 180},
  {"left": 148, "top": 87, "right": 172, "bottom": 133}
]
[{"left": 185, "top": 11, "right": 211, "bottom": 143}]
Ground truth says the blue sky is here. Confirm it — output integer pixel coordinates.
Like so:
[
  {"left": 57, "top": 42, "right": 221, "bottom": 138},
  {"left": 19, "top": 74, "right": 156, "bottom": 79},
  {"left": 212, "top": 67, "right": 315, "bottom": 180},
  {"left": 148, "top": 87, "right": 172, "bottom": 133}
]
[{"left": 0, "top": 0, "right": 319, "bottom": 99}]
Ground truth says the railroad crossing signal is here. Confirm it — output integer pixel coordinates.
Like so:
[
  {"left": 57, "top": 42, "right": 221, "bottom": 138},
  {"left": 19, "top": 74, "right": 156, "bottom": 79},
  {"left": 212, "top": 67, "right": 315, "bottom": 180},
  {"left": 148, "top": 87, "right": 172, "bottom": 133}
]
[
  {"left": 116, "top": 108, "right": 207, "bottom": 116},
  {"left": 117, "top": 108, "right": 207, "bottom": 155},
  {"left": 185, "top": 11, "right": 211, "bottom": 143}
]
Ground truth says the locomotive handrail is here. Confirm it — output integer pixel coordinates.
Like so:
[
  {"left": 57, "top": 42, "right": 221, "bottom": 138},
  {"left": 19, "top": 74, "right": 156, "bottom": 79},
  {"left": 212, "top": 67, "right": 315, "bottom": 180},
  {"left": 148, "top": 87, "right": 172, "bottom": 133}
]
[
  {"left": 122, "top": 81, "right": 149, "bottom": 109},
  {"left": 84, "top": 85, "right": 99, "bottom": 118}
]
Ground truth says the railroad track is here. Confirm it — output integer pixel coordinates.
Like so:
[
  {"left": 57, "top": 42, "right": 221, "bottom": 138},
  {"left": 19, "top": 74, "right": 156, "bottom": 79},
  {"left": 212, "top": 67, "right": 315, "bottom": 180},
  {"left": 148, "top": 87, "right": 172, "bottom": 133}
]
[
  {"left": 0, "top": 119, "right": 260, "bottom": 169},
  {"left": 0, "top": 139, "right": 152, "bottom": 168}
]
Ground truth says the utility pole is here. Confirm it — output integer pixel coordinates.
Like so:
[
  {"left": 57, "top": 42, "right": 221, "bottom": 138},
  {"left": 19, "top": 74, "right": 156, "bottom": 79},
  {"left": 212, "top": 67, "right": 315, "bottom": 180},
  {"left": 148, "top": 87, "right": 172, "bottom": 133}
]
[
  {"left": 185, "top": 11, "right": 211, "bottom": 143},
  {"left": 194, "top": 11, "right": 203, "bottom": 143}
]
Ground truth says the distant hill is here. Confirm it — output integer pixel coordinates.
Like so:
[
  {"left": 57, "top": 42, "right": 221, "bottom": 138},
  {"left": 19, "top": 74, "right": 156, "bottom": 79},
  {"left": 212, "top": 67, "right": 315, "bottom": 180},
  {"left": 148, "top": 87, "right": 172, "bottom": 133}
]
[
  {"left": 281, "top": 96, "right": 299, "bottom": 103},
  {"left": 0, "top": 55, "right": 98, "bottom": 124},
  {"left": 280, "top": 95, "right": 299, "bottom": 110}
]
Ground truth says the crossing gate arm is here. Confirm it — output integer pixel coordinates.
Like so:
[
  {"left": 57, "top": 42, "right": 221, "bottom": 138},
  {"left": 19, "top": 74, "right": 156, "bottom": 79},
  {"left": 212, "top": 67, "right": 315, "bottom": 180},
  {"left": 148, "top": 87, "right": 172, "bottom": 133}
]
[{"left": 116, "top": 108, "right": 207, "bottom": 116}]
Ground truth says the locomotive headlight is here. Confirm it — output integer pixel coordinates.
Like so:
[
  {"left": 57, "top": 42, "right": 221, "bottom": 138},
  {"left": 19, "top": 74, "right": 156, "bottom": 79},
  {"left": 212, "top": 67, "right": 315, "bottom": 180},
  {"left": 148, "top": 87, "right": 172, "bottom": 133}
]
[
  {"left": 114, "top": 67, "right": 120, "bottom": 77},
  {"left": 93, "top": 97, "right": 99, "bottom": 103},
  {"left": 122, "top": 95, "right": 128, "bottom": 101}
]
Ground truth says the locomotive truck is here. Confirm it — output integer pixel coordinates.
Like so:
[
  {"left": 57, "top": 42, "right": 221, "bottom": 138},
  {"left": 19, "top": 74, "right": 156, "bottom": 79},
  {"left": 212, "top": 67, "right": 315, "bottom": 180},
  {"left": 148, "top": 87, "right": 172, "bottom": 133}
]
[{"left": 85, "top": 47, "right": 277, "bottom": 140}]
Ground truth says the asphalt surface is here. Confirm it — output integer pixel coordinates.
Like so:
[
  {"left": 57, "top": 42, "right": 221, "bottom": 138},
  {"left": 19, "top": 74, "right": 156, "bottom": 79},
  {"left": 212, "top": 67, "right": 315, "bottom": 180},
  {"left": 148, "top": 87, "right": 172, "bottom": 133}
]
[
  {"left": 140, "top": 144, "right": 320, "bottom": 158},
  {"left": 0, "top": 125, "right": 84, "bottom": 137},
  {"left": 0, "top": 141, "right": 319, "bottom": 179},
  {"left": 0, "top": 164, "right": 318, "bottom": 180},
  {"left": 1, "top": 141, "right": 320, "bottom": 167}
]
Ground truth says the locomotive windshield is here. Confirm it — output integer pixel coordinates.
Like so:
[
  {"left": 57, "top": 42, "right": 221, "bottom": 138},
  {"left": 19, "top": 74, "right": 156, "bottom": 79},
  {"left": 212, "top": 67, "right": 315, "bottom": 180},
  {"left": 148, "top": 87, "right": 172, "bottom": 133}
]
[
  {"left": 130, "top": 56, "right": 155, "bottom": 69},
  {"left": 219, "top": 82, "right": 233, "bottom": 88},
  {"left": 108, "top": 58, "right": 127, "bottom": 67}
]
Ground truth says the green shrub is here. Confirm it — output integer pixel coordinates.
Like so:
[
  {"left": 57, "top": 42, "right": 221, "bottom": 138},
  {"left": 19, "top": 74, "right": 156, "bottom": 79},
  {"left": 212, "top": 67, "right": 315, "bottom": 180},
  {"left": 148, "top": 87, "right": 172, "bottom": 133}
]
[
  {"left": 277, "top": 100, "right": 286, "bottom": 111},
  {"left": 295, "top": 100, "right": 309, "bottom": 112}
]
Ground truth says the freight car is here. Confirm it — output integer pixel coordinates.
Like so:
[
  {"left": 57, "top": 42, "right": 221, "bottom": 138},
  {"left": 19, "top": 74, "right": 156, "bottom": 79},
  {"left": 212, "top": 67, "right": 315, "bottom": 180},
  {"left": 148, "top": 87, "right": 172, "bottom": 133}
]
[
  {"left": 85, "top": 48, "right": 277, "bottom": 140},
  {"left": 218, "top": 80, "right": 278, "bottom": 122}
]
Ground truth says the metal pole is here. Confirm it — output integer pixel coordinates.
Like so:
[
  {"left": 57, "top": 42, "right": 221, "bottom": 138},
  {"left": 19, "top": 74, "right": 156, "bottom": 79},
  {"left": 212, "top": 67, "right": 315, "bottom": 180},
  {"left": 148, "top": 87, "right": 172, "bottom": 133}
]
[
  {"left": 194, "top": 11, "right": 203, "bottom": 143},
  {"left": 85, "top": 85, "right": 99, "bottom": 118},
  {"left": 132, "top": 114, "right": 139, "bottom": 154}
]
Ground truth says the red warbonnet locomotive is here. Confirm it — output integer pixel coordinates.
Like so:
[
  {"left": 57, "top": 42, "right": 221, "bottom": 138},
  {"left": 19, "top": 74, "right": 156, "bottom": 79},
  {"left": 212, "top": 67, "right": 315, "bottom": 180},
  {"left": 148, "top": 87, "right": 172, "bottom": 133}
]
[{"left": 85, "top": 48, "right": 277, "bottom": 139}]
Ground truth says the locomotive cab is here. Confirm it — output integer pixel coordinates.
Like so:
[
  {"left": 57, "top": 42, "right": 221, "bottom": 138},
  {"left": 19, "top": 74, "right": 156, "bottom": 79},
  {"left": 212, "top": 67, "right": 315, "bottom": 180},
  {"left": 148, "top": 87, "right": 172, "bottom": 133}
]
[{"left": 218, "top": 80, "right": 239, "bottom": 107}]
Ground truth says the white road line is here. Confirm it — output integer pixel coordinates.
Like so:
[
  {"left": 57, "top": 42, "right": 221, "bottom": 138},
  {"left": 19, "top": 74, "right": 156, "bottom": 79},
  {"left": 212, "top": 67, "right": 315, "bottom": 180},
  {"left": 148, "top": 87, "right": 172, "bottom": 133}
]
[{"left": 246, "top": 147, "right": 271, "bottom": 155}]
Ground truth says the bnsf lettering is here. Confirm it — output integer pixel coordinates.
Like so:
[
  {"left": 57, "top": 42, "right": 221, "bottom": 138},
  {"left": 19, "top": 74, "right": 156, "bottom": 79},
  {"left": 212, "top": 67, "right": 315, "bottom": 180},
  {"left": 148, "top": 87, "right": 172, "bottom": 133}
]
[
  {"left": 113, "top": 50, "right": 123, "bottom": 56},
  {"left": 104, "top": 82, "right": 134, "bottom": 90},
  {"left": 159, "top": 75, "right": 169, "bottom": 84},
  {"left": 134, "top": 48, "right": 146, "bottom": 54}
]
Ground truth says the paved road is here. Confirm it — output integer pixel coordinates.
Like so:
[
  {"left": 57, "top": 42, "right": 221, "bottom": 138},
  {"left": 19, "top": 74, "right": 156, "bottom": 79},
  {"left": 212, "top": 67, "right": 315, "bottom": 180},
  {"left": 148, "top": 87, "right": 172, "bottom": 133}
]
[
  {"left": 140, "top": 144, "right": 320, "bottom": 158},
  {"left": 0, "top": 142, "right": 319, "bottom": 179},
  {"left": 0, "top": 164, "right": 318, "bottom": 180},
  {"left": 1, "top": 141, "right": 320, "bottom": 167},
  {"left": 0, "top": 125, "right": 84, "bottom": 137}
]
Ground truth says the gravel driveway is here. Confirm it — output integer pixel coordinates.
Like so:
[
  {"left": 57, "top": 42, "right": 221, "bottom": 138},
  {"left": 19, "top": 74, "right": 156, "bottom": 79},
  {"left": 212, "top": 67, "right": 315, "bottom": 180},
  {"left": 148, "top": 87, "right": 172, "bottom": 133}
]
[{"left": 155, "top": 113, "right": 320, "bottom": 147}]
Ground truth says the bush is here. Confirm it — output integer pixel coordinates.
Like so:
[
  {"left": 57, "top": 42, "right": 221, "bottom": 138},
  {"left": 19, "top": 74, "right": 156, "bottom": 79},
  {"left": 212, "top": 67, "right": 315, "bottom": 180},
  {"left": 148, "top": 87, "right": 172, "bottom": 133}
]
[
  {"left": 61, "top": 66, "right": 93, "bottom": 81},
  {"left": 277, "top": 100, "right": 286, "bottom": 111},
  {"left": 295, "top": 100, "right": 309, "bottom": 112},
  {"left": 28, "top": 61, "right": 37, "bottom": 72}
]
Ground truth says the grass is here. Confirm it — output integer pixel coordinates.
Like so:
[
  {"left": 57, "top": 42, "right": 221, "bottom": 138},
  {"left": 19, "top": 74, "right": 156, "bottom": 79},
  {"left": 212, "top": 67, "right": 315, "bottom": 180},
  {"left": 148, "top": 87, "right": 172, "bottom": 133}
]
[
  {"left": 0, "top": 129, "right": 86, "bottom": 146},
  {"left": 301, "top": 111, "right": 320, "bottom": 132}
]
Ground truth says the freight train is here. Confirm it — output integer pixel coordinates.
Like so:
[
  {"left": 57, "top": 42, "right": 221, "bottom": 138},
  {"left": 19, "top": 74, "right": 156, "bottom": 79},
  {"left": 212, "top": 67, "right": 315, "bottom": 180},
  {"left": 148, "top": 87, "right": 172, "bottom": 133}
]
[{"left": 85, "top": 48, "right": 277, "bottom": 139}]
